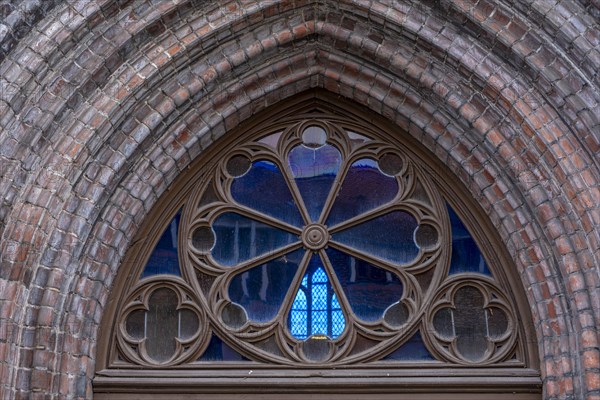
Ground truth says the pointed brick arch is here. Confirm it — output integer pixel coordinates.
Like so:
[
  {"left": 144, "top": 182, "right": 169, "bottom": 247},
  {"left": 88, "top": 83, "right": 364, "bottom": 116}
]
[{"left": 0, "top": 1, "right": 598, "bottom": 398}]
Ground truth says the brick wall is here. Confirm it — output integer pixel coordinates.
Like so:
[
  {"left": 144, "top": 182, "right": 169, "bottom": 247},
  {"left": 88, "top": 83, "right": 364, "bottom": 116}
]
[{"left": 0, "top": 0, "right": 598, "bottom": 398}]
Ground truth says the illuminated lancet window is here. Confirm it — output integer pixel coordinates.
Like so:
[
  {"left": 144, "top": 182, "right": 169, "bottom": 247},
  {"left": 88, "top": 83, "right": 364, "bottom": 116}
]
[{"left": 290, "top": 257, "right": 345, "bottom": 340}]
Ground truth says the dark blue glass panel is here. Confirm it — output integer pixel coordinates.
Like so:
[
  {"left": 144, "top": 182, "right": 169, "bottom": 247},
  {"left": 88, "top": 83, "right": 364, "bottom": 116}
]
[
  {"left": 142, "top": 211, "right": 181, "bottom": 277},
  {"left": 198, "top": 334, "right": 250, "bottom": 361},
  {"left": 447, "top": 205, "right": 492, "bottom": 276},
  {"left": 332, "top": 211, "right": 419, "bottom": 265},
  {"left": 288, "top": 144, "right": 341, "bottom": 222},
  {"left": 289, "top": 255, "right": 346, "bottom": 339},
  {"left": 383, "top": 331, "right": 435, "bottom": 361},
  {"left": 326, "top": 248, "right": 403, "bottom": 322},
  {"left": 231, "top": 160, "right": 303, "bottom": 226},
  {"left": 212, "top": 213, "right": 298, "bottom": 266},
  {"left": 228, "top": 249, "right": 304, "bottom": 323},
  {"left": 327, "top": 159, "right": 398, "bottom": 227}
]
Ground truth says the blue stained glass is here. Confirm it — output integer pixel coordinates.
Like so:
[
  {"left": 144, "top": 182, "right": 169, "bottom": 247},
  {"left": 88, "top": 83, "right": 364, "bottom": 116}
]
[
  {"left": 142, "top": 211, "right": 181, "bottom": 277},
  {"left": 228, "top": 249, "right": 304, "bottom": 323},
  {"left": 332, "top": 211, "right": 419, "bottom": 265},
  {"left": 290, "top": 289, "right": 308, "bottom": 338},
  {"left": 231, "top": 160, "right": 303, "bottom": 226},
  {"left": 198, "top": 334, "right": 250, "bottom": 361},
  {"left": 327, "top": 159, "right": 399, "bottom": 227},
  {"left": 288, "top": 255, "right": 346, "bottom": 339},
  {"left": 288, "top": 144, "right": 342, "bottom": 222},
  {"left": 212, "top": 212, "right": 298, "bottom": 266},
  {"left": 331, "top": 294, "right": 345, "bottom": 337},
  {"left": 326, "top": 248, "right": 403, "bottom": 322},
  {"left": 447, "top": 205, "right": 492, "bottom": 276},
  {"left": 383, "top": 330, "right": 435, "bottom": 361}
]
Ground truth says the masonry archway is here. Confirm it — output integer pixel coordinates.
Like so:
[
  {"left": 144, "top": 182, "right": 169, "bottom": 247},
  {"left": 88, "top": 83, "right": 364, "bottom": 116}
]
[{"left": 0, "top": 1, "right": 598, "bottom": 398}]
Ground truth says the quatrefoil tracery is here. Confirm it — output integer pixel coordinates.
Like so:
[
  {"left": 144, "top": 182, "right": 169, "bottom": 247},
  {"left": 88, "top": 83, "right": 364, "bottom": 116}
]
[
  {"left": 118, "top": 278, "right": 208, "bottom": 366},
  {"left": 425, "top": 276, "right": 516, "bottom": 365}
]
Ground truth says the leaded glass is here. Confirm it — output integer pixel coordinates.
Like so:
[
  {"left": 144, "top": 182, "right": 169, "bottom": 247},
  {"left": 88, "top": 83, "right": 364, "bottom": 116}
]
[{"left": 289, "top": 255, "right": 346, "bottom": 339}]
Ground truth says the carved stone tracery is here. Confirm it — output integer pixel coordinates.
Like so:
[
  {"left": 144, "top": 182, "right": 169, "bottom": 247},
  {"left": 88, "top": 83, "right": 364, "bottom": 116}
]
[{"left": 112, "top": 111, "right": 523, "bottom": 368}]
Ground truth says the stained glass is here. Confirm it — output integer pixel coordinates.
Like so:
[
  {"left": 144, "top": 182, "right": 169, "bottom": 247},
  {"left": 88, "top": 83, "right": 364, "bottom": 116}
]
[
  {"left": 289, "top": 255, "right": 346, "bottom": 339},
  {"left": 211, "top": 212, "right": 298, "bottom": 266},
  {"left": 447, "top": 206, "right": 492, "bottom": 276},
  {"left": 228, "top": 249, "right": 304, "bottom": 322},
  {"left": 332, "top": 211, "right": 419, "bottom": 264},
  {"left": 326, "top": 248, "right": 403, "bottom": 322},
  {"left": 142, "top": 211, "right": 181, "bottom": 277},
  {"left": 326, "top": 159, "right": 398, "bottom": 227},
  {"left": 288, "top": 144, "right": 341, "bottom": 222},
  {"left": 231, "top": 160, "right": 303, "bottom": 226}
]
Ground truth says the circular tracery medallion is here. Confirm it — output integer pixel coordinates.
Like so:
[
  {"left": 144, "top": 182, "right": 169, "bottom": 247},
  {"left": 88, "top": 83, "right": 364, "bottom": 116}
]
[
  {"left": 302, "top": 224, "right": 329, "bottom": 250},
  {"left": 181, "top": 119, "right": 454, "bottom": 365}
]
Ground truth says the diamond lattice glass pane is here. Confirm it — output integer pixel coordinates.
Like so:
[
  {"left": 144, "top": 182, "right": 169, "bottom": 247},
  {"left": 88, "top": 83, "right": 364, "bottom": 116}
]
[
  {"left": 331, "top": 294, "right": 345, "bottom": 337},
  {"left": 327, "top": 159, "right": 398, "bottom": 227},
  {"left": 231, "top": 160, "right": 303, "bottom": 226},
  {"left": 448, "top": 205, "right": 492, "bottom": 276},
  {"left": 326, "top": 248, "right": 403, "bottom": 322},
  {"left": 332, "top": 211, "right": 419, "bottom": 264},
  {"left": 288, "top": 144, "right": 341, "bottom": 222},
  {"left": 288, "top": 255, "right": 346, "bottom": 339},
  {"left": 212, "top": 212, "right": 298, "bottom": 266},
  {"left": 228, "top": 249, "right": 304, "bottom": 323},
  {"left": 290, "top": 289, "right": 308, "bottom": 339},
  {"left": 142, "top": 211, "right": 181, "bottom": 277}
]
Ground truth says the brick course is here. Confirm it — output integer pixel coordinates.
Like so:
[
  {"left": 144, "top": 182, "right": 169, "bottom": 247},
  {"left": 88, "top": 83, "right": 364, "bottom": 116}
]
[{"left": 0, "top": 0, "right": 599, "bottom": 399}]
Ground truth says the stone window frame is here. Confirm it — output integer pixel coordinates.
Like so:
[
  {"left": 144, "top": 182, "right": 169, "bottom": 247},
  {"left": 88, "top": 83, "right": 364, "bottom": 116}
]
[{"left": 94, "top": 91, "right": 540, "bottom": 398}]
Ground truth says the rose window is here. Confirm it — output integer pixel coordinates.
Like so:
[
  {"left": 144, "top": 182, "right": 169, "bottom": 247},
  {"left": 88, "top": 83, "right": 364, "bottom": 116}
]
[{"left": 113, "top": 118, "right": 523, "bottom": 368}]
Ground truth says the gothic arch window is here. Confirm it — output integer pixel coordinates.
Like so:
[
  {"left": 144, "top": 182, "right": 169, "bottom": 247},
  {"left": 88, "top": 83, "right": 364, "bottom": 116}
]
[{"left": 95, "top": 92, "right": 540, "bottom": 398}]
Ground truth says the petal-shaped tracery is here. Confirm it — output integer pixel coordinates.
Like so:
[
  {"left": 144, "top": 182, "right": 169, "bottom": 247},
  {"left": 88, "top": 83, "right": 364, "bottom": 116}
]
[
  {"left": 326, "top": 248, "right": 403, "bottom": 322},
  {"left": 212, "top": 212, "right": 299, "bottom": 266},
  {"left": 288, "top": 254, "right": 346, "bottom": 339},
  {"left": 228, "top": 249, "right": 304, "bottom": 323},
  {"left": 288, "top": 144, "right": 342, "bottom": 222},
  {"left": 231, "top": 160, "right": 303, "bottom": 226},
  {"left": 332, "top": 211, "right": 419, "bottom": 265},
  {"left": 326, "top": 159, "right": 399, "bottom": 227}
]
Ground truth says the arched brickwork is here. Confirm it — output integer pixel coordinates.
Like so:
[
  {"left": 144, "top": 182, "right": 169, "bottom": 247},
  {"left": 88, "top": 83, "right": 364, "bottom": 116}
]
[{"left": 0, "top": 1, "right": 598, "bottom": 398}]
